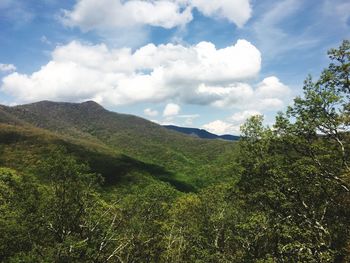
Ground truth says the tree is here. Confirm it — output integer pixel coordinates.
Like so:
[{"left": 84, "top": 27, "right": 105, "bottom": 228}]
[
  {"left": 237, "top": 40, "right": 350, "bottom": 262},
  {"left": 0, "top": 168, "right": 43, "bottom": 261}
]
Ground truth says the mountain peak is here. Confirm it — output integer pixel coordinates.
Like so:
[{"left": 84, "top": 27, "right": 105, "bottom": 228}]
[
  {"left": 80, "top": 100, "right": 102, "bottom": 107},
  {"left": 12, "top": 100, "right": 106, "bottom": 112},
  {"left": 79, "top": 100, "right": 105, "bottom": 110}
]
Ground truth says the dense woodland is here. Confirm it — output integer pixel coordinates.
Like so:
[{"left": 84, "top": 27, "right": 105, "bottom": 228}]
[{"left": 0, "top": 41, "right": 349, "bottom": 262}]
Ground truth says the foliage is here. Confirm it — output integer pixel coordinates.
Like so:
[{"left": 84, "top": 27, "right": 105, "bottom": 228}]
[{"left": 236, "top": 40, "right": 350, "bottom": 262}]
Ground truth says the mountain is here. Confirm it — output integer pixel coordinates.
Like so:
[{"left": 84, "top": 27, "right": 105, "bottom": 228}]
[
  {"left": 0, "top": 101, "right": 238, "bottom": 189},
  {"left": 163, "top": 125, "right": 240, "bottom": 141}
]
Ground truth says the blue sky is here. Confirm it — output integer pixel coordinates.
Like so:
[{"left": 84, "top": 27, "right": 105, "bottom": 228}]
[{"left": 0, "top": 0, "right": 349, "bottom": 135}]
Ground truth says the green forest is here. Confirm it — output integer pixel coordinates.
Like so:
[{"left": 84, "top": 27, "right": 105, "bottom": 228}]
[{"left": 0, "top": 41, "right": 349, "bottom": 262}]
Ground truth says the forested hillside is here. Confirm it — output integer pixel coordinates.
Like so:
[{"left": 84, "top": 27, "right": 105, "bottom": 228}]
[
  {"left": 0, "top": 100, "right": 237, "bottom": 188},
  {"left": 0, "top": 41, "right": 349, "bottom": 262}
]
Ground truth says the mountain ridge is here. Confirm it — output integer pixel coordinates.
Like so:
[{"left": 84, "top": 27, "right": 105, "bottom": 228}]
[
  {"left": 163, "top": 125, "right": 240, "bottom": 141},
  {"left": 1, "top": 101, "right": 239, "bottom": 142}
]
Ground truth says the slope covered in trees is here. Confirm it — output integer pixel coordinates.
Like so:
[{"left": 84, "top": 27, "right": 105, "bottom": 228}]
[
  {"left": 0, "top": 41, "right": 349, "bottom": 262},
  {"left": 0, "top": 100, "right": 237, "bottom": 188}
]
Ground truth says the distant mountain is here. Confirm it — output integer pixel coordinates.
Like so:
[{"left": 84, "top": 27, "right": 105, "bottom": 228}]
[{"left": 163, "top": 125, "right": 240, "bottom": 141}]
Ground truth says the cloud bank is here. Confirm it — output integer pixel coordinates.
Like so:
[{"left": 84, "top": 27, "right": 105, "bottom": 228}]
[{"left": 2, "top": 39, "right": 277, "bottom": 109}]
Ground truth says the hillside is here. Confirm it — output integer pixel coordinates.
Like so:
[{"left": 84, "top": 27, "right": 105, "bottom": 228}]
[
  {"left": 163, "top": 125, "right": 240, "bottom": 141},
  {"left": 0, "top": 101, "right": 237, "bottom": 188}
]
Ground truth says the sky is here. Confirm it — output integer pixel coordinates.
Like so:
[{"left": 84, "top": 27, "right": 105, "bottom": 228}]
[{"left": 0, "top": 0, "right": 349, "bottom": 135}]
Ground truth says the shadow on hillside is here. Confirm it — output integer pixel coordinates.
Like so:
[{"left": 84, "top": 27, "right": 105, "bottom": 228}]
[
  {"left": 62, "top": 142, "right": 196, "bottom": 193},
  {"left": 0, "top": 129, "right": 29, "bottom": 144},
  {"left": 0, "top": 127, "right": 195, "bottom": 193}
]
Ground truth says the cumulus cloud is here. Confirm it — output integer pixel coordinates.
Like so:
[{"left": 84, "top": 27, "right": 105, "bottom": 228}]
[
  {"left": 203, "top": 120, "right": 237, "bottom": 135},
  {"left": 61, "top": 0, "right": 193, "bottom": 30},
  {"left": 203, "top": 110, "right": 262, "bottom": 135},
  {"left": 197, "top": 76, "right": 291, "bottom": 110},
  {"left": 144, "top": 108, "right": 159, "bottom": 117},
  {"left": 61, "top": 0, "right": 252, "bottom": 31},
  {"left": 229, "top": 110, "right": 261, "bottom": 122},
  {"left": 196, "top": 83, "right": 254, "bottom": 108},
  {"left": 256, "top": 76, "right": 290, "bottom": 97},
  {"left": 0, "top": 63, "right": 16, "bottom": 72},
  {"left": 163, "top": 103, "right": 181, "bottom": 117},
  {"left": 1, "top": 39, "right": 264, "bottom": 106}
]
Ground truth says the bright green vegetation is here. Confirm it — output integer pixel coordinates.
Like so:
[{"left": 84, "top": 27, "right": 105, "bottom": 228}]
[
  {"left": 0, "top": 41, "right": 349, "bottom": 262},
  {"left": 0, "top": 99, "right": 237, "bottom": 189}
]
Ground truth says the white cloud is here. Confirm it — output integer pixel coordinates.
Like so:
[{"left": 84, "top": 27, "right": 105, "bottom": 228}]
[
  {"left": 257, "top": 98, "right": 284, "bottom": 109},
  {"left": 203, "top": 110, "right": 262, "bottom": 135},
  {"left": 0, "top": 63, "right": 16, "bottom": 72},
  {"left": 248, "top": 76, "right": 290, "bottom": 110},
  {"left": 202, "top": 110, "right": 261, "bottom": 135},
  {"left": 203, "top": 120, "right": 238, "bottom": 135},
  {"left": 61, "top": 0, "right": 252, "bottom": 31},
  {"left": 1, "top": 39, "right": 264, "bottom": 106},
  {"left": 61, "top": 0, "right": 193, "bottom": 31},
  {"left": 198, "top": 83, "right": 254, "bottom": 108},
  {"left": 199, "top": 76, "right": 291, "bottom": 110},
  {"left": 144, "top": 108, "right": 159, "bottom": 117},
  {"left": 229, "top": 110, "right": 261, "bottom": 122},
  {"left": 191, "top": 0, "right": 252, "bottom": 27},
  {"left": 163, "top": 103, "right": 181, "bottom": 117},
  {"left": 256, "top": 76, "right": 290, "bottom": 98}
]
